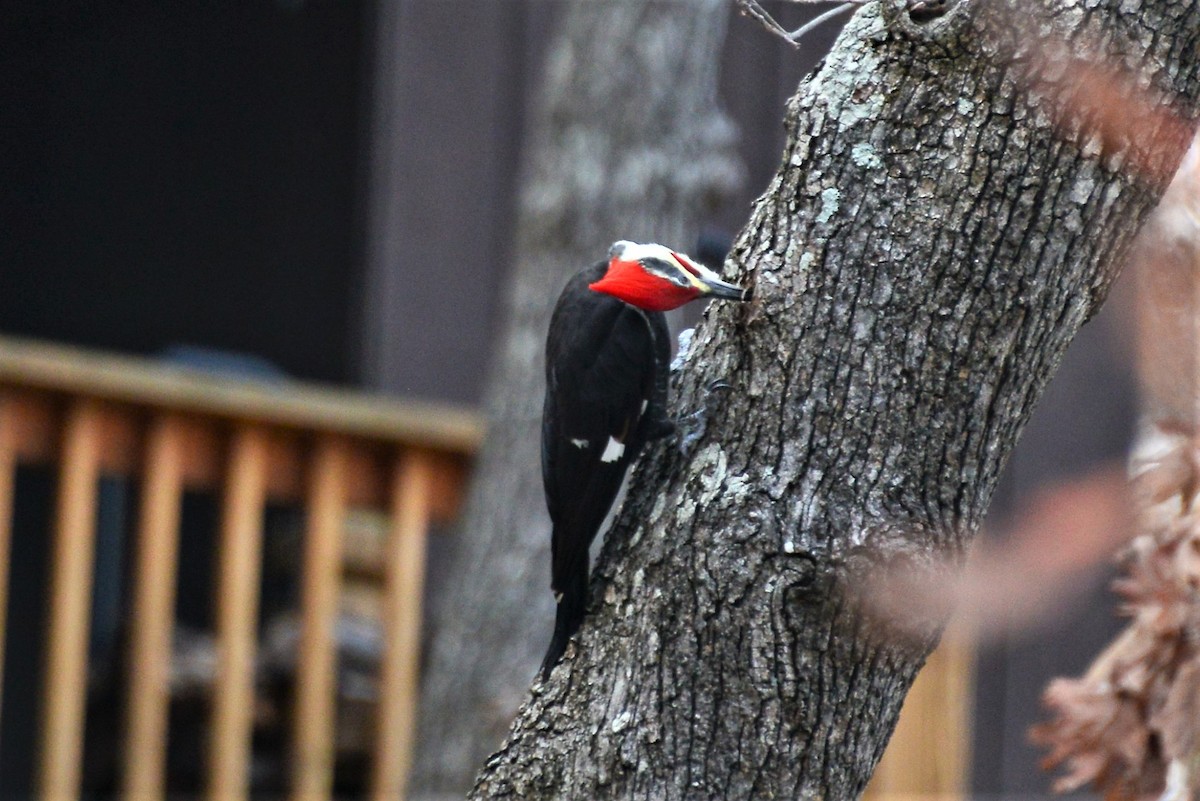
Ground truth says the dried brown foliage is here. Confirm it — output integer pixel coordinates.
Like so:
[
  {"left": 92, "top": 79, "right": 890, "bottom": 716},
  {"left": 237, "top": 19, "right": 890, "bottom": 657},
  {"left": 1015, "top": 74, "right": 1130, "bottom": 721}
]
[{"left": 1031, "top": 427, "right": 1200, "bottom": 800}]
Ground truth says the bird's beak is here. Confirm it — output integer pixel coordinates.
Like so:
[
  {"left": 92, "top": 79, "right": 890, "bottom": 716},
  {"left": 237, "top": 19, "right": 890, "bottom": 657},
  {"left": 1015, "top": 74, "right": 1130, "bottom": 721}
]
[
  {"left": 671, "top": 251, "right": 753, "bottom": 302},
  {"left": 697, "top": 274, "right": 752, "bottom": 302}
]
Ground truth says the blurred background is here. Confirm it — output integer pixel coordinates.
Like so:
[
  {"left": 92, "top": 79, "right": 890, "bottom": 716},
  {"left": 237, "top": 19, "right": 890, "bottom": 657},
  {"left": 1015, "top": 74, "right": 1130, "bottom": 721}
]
[{"left": 0, "top": 2, "right": 1137, "bottom": 799}]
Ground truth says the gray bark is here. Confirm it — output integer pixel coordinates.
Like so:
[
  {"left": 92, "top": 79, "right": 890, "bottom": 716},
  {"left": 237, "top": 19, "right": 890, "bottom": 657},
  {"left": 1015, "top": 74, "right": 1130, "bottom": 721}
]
[
  {"left": 410, "top": 3, "right": 741, "bottom": 797},
  {"left": 470, "top": 0, "right": 1200, "bottom": 799}
]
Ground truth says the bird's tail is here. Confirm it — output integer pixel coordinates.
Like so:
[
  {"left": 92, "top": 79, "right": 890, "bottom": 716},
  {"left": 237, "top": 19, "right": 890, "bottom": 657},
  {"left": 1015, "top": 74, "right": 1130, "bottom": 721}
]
[{"left": 540, "top": 559, "right": 588, "bottom": 681}]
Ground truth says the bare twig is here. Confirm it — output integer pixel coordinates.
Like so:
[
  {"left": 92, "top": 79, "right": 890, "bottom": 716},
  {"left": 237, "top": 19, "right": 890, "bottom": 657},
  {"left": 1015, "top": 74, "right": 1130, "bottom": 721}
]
[
  {"left": 790, "top": 4, "right": 861, "bottom": 42},
  {"left": 736, "top": 0, "right": 866, "bottom": 48},
  {"left": 736, "top": 0, "right": 796, "bottom": 43}
]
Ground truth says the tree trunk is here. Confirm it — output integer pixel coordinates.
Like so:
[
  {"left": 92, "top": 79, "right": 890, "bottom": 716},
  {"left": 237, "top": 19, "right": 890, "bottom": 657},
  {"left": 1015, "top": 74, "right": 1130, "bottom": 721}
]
[
  {"left": 470, "top": 0, "right": 1200, "bottom": 799},
  {"left": 410, "top": 3, "right": 741, "bottom": 797}
]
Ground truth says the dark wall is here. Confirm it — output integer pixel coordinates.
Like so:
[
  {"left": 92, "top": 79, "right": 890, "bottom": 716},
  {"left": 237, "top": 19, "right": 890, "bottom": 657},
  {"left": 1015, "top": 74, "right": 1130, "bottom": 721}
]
[
  {"left": 0, "top": 0, "right": 832, "bottom": 402},
  {"left": 0, "top": 1, "right": 367, "bottom": 383},
  {"left": 353, "top": 0, "right": 536, "bottom": 403}
]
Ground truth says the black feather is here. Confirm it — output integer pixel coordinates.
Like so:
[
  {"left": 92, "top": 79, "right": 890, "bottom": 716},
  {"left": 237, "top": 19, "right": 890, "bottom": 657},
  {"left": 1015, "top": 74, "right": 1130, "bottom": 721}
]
[{"left": 539, "top": 262, "right": 672, "bottom": 678}]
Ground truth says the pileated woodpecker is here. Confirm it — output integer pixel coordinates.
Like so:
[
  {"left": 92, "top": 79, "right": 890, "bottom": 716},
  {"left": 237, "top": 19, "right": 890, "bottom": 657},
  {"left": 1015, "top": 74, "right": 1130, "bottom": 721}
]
[{"left": 540, "top": 240, "right": 751, "bottom": 678}]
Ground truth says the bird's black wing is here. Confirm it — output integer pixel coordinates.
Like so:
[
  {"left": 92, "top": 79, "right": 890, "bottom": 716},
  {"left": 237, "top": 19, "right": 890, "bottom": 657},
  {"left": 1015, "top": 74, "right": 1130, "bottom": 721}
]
[
  {"left": 637, "top": 307, "right": 674, "bottom": 441},
  {"left": 543, "top": 299, "right": 656, "bottom": 580}
]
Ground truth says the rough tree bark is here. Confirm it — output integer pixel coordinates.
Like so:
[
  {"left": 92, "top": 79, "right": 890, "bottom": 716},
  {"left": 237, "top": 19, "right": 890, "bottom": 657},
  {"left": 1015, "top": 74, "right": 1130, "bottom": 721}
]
[
  {"left": 471, "top": 0, "right": 1200, "bottom": 799},
  {"left": 410, "top": 3, "right": 741, "bottom": 797}
]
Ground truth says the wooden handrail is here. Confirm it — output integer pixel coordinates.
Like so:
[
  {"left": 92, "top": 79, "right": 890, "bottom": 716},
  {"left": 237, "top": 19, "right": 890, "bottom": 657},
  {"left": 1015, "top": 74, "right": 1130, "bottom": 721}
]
[
  {"left": 0, "top": 336, "right": 486, "bottom": 801},
  {"left": 0, "top": 335, "right": 483, "bottom": 454},
  {"left": 0, "top": 337, "right": 481, "bottom": 521}
]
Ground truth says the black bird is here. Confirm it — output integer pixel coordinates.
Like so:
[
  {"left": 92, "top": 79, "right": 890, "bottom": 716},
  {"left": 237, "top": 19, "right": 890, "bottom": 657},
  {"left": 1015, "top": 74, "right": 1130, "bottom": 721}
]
[{"left": 540, "top": 240, "right": 751, "bottom": 678}]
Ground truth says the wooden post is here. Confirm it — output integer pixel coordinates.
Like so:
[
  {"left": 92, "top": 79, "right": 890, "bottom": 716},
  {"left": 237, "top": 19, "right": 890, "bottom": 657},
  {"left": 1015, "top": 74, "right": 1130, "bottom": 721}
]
[
  {"left": 862, "top": 623, "right": 975, "bottom": 801},
  {"left": 39, "top": 401, "right": 102, "bottom": 801},
  {"left": 208, "top": 426, "right": 269, "bottom": 801},
  {"left": 0, "top": 398, "right": 15, "bottom": 727},
  {"left": 122, "top": 416, "right": 185, "bottom": 801},
  {"left": 370, "top": 451, "right": 433, "bottom": 801},
  {"left": 290, "top": 438, "right": 348, "bottom": 801}
]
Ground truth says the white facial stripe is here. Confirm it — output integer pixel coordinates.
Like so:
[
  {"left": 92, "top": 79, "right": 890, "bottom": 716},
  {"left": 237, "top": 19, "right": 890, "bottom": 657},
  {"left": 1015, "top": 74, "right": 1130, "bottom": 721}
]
[
  {"left": 671, "top": 252, "right": 724, "bottom": 283},
  {"left": 600, "top": 437, "right": 625, "bottom": 463},
  {"left": 644, "top": 264, "right": 691, "bottom": 288},
  {"left": 570, "top": 438, "right": 589, "bottom": 449}
]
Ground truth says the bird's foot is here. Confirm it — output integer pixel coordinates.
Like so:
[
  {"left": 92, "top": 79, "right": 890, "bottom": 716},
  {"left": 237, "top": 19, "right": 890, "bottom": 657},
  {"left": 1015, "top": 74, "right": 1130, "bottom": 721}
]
[{"left": 677, "top": 379, "right": 733, "bottom": 455}]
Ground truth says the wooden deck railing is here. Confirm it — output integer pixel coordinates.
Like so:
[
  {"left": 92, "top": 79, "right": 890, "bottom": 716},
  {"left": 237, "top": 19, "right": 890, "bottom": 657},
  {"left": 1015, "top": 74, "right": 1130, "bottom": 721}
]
[
  {"left": 0, "top": 334, "right": 973, "bottom": 801},
  {"left": 0, "top": 335, "right": 482, "bottom": 801}
]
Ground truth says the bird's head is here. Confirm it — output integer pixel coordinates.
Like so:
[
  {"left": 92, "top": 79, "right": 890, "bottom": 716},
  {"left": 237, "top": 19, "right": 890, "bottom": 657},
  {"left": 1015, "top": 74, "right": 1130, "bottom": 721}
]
[{"left": 588, "top": 240, "right": 751, "bottom": 312}]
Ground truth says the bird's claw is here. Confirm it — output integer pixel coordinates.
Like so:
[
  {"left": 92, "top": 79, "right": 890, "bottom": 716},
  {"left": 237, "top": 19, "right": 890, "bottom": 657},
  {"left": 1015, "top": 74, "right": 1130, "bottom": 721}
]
[{"left": 677, "top": 378, "right": 734, "bottom": 455}]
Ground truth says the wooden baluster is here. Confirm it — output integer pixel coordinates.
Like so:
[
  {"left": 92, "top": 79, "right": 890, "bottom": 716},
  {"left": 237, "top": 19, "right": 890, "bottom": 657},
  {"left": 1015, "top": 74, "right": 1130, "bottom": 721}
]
[
  {"left": 0, "top": 398, "right": 15, "bottom": 725},
  {"left": 39, "top": 401, "right": 102, "bottom": 801},
  {"left": 122, "top": 416, "right": 185, "bottom": 801},
  {"left": 208, "top": 426, "right": 269, "bottom": 801},
  {"left": 290, "top": 438, "right": 348, "bottom": 801},
  {"left": 370, "top": 451, "right": 433, "bottom": 801}
]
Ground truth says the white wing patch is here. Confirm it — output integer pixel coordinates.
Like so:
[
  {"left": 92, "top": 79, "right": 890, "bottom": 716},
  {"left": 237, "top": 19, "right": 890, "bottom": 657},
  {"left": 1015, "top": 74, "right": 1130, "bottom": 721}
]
[
  {"left": 600, "top": 436, "right": 625, "bottom": 463},
  {"left": 570, "top": 438, "right": 589, "bottom": 449}
]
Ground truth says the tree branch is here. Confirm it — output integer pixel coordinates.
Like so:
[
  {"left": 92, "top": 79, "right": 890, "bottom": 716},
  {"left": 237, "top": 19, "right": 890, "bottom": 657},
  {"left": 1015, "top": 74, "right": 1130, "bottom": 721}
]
[{"left": 735, "top": 0, "right": 865, "bottom": 47}]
